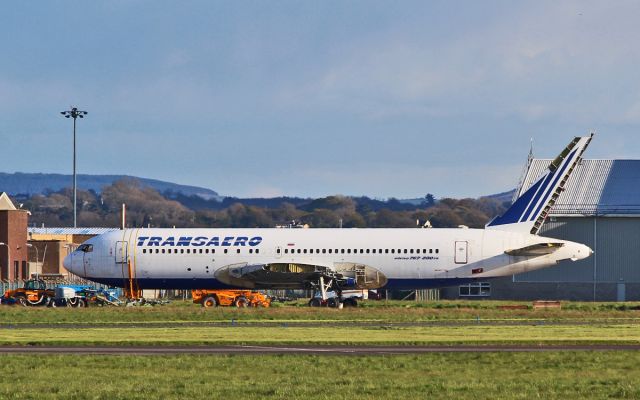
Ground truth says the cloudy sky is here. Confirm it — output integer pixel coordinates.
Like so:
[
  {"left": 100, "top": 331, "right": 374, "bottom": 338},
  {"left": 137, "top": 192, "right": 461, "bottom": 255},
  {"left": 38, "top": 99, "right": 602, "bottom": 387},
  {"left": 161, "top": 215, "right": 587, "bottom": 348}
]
[{"left": 2, "top": 1, "right": 640, "bottom": 199}]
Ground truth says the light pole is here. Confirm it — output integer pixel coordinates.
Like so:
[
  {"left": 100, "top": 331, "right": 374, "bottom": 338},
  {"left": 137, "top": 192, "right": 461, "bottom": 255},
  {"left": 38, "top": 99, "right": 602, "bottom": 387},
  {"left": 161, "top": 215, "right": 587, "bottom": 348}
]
[
  {"left": 26, "top": 244, "right": 39, "bottom": 278},
  {"left": 0, "top": 242, "right": 10, "bottom": 281},
  {"left": 60, "top": 106, "right": 88, "bottom": 228}
]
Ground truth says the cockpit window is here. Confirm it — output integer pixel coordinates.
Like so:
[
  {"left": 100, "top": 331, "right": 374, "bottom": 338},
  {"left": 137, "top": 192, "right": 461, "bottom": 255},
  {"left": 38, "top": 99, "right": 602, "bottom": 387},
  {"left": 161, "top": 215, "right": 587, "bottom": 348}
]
[{"left": 78, "top": 244, "right": 93, "bottom": 253}]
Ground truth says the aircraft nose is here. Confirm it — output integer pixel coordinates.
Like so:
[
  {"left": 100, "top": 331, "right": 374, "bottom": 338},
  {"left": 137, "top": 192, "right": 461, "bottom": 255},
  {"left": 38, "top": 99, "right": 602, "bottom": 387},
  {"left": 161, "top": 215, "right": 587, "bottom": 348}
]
[{"left": 63, "top": 252, "right": 78, "bottom": 275}]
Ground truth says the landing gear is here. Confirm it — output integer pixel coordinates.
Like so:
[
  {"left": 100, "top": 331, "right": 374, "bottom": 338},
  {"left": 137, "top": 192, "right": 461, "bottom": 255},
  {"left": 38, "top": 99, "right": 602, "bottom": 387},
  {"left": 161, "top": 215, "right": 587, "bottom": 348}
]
[{"left": 307, "top": 275, "right": 358, "bottom": 308}]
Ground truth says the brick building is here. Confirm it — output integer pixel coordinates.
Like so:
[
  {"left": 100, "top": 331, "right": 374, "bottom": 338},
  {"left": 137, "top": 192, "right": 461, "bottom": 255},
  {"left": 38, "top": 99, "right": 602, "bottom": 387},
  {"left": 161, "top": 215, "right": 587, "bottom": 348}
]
[{"left": 0, "top": 192, "right": 29, "bottom": 280}]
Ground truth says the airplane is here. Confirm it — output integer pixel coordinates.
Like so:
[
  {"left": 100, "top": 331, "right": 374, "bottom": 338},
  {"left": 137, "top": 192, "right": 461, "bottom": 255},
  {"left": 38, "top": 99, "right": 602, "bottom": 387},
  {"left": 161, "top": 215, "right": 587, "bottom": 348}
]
[{"left": 64, "top": 134, "right": 594, "bottom": 306}]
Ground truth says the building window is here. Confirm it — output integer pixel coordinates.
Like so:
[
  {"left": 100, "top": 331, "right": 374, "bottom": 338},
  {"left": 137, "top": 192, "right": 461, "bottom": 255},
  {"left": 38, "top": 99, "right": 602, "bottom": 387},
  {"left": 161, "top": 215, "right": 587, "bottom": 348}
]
[{"left": 459, "top": 282, "right": 491, "bottom": 297}]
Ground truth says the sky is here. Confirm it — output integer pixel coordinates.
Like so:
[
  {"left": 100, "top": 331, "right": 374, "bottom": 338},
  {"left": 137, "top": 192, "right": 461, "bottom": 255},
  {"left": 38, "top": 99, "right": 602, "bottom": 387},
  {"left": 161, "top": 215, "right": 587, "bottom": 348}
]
[{"left": 2, "top": 1, "right": 640, "bottom": 199}]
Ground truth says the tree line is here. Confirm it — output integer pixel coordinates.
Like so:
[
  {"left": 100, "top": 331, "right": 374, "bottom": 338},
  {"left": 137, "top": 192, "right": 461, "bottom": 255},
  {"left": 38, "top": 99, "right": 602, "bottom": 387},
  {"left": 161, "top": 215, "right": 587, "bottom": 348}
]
[{"left": 20, "top": 179, "right": 509, "bottom": 229}]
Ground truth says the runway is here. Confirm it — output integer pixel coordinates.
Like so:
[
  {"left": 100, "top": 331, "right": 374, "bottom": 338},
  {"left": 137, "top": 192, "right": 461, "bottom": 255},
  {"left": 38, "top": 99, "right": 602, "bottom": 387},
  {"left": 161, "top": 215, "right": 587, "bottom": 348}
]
[{"left": 1, "top": 344, "right": 640, "bottom": 355}]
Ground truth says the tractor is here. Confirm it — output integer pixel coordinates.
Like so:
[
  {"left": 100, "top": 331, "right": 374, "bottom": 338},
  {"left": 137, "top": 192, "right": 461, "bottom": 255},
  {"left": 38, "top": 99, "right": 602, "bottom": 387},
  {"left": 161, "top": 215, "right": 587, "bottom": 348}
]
[{"left": 1, "top": 279, "right": 54, "bottom": 306}]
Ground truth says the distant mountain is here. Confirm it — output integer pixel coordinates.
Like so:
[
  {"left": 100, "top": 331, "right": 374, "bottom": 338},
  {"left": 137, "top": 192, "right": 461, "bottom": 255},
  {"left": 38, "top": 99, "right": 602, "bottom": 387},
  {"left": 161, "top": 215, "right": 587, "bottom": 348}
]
[
  {"left": 0, "top": 172, "right": 220, "bottom": 200},
  {"left": 482, "top": 189, "right": 516, "bottom": 204}
]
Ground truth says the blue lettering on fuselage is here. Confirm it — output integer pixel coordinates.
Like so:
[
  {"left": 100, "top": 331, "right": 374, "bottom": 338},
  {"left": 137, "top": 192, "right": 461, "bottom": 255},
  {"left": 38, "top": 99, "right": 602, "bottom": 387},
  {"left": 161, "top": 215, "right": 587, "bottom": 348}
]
[{"left": 137, "top": 236, "right": 262, "bottom": 247}]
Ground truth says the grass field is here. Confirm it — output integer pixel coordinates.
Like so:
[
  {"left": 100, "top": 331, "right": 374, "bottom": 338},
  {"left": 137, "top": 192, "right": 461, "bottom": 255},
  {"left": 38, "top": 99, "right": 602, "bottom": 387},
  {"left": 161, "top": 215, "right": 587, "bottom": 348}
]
[
  {"left": 1, "top": 300, "right": 639, "bottom": 346},
  {"left": 2, "top": 300, "right": 639, "bottom": 399},
  {"left": 1, "top": 323, "right": 640, "bottom": 346},
  {"left": 1, "top": 299, "right": 639, "bottom": 325},
  {"left": 1, "top": 352, "right": 639, "bottom": 399}
]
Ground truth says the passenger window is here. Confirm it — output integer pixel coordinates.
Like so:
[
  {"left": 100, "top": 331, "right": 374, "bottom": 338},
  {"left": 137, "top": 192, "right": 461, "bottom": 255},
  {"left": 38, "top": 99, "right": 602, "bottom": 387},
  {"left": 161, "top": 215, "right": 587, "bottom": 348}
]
[
  {"left": 162, "top": 249, "right": 165, "bottom": 254},
  {"left": 256, "top": 249, "right": 259, "bottom": 254},
  {"left": 322, "top": 249, "right": 326, "bottom": 254},
  {"left": 237, "top": 249, "right": 240, "bottom": 254},
  {"left": 435, "top": 249, "right": 439, "bottom": 254},
  {"left": 297, "top": 249, "right": 301, "bottom": 254},
  {"left": 385, "top": 249, "right": 389, "bottom": 254},
  {"left": 347, "top": 249, "right": 351, "bottom": 254},
  {"left": 366, "top": 249, "right": 370, "bottom": 254},
  {"left": 328, "top": 249, "right": 332, "bottom": 254},
  {"left": 142, "top": 249, "right": 146, "bottom": 254},
  {"left": 404, "top": 249, "right": 408, "bottom": 254},
  {"left": 187, "top": 249, "right": 190, "bottom": 254},
  {"left": 155, "top": 249, "right": 159, "bottom": 254},
  {"left": 341, "top": 249, "right": 345, "bottom": 254},
  {"left": 410, "top": 249, "right": 414, "bottom": 254},
  {"left": 303, "top": 249, "right": 307, "bottom": 254},
  {"left": 224, "top": 249, "right": 228, "bottom": 254}
]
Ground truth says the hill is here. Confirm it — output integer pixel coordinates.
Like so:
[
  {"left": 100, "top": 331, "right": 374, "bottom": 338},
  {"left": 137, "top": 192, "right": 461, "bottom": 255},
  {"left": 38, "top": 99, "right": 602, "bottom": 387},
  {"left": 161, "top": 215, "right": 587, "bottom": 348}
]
[{"left": 0, "top": 172, "right": 220, "bottom": 200}]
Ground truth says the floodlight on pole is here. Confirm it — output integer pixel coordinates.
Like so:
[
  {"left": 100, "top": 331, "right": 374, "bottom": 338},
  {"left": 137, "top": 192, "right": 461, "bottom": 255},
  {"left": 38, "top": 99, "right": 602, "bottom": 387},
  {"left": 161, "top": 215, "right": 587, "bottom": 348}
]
[{"left": 60, "top": 106, "right": 88, "bottom": 228}]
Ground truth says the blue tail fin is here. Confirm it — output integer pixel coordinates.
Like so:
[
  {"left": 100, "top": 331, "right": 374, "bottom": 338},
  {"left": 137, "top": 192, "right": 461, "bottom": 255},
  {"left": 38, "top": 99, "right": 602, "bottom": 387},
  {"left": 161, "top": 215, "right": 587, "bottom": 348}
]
[{"left": 486, "top": 134, "right": 593, "bottom": 234}]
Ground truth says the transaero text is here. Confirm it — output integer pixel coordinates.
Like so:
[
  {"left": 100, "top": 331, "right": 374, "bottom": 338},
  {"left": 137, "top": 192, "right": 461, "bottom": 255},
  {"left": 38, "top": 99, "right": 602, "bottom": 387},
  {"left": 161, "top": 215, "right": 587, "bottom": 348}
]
[{"left": 137, "top": 236, "right": 263, "bottom": 247}]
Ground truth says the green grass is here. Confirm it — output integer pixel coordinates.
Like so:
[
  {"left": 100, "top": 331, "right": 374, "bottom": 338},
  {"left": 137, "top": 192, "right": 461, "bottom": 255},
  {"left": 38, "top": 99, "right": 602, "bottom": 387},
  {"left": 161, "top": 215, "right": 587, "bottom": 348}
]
[
  {"left": 1, "top": 352, "right": 639, "bottom": 399},
  {"left": 1, "top": 300, "right": 640, "bottom": 325},
  {"left": 2, "top": 324, "right": 639, "bottom": 346}
]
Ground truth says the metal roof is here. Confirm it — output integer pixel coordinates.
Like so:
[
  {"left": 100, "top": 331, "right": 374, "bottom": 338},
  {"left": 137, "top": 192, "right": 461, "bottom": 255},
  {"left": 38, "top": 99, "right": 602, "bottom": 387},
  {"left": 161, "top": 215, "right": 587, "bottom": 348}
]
[
  {"left": 28, "top": 227, "right": 119, "bottom": 235},
  {"left": 518, "top": 159, "right": 640, "bottom": 216}
]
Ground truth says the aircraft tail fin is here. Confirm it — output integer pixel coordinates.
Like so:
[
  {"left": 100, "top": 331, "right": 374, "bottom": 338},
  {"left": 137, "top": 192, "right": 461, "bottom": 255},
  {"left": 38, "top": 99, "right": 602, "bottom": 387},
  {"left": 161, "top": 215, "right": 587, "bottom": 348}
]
[{"left": 486, "top": 134, "right": 593, "bottom": 235}]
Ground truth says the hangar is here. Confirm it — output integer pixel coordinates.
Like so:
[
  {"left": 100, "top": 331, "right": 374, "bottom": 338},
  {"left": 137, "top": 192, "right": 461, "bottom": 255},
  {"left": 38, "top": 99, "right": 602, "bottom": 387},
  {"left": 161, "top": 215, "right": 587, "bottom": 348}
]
[{"left": 443, "top": 159, "right": 640, "bottom": 301}]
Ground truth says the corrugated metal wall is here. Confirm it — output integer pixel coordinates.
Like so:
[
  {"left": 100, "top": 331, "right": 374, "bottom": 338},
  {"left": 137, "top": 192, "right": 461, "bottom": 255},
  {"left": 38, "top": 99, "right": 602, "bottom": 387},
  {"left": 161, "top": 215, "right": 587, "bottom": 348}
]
[
  {"left": 514, "top": 217, "right": 640, "bottom": 283},
  {"left": 594, "top": 218, "right": 640, "bottom": 282}
]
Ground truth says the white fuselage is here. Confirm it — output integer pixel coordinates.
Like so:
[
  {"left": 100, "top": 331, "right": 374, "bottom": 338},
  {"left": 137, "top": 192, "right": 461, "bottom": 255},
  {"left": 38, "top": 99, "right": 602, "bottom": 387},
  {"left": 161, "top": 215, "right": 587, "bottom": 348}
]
[{"left": 64, "top": 227, "right": 592, "bottom": 290}]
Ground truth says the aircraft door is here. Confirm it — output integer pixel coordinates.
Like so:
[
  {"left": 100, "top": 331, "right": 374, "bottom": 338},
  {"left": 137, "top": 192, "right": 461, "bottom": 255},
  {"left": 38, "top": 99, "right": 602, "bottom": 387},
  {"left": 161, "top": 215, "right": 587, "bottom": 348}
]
[
  {"left": 115, "top": 241, "right": 128, "bottom": 264},
  {"left": 455, "top": 241, "right": 468, "bottom": 264},
  {"left": 276, "top": 246, "right": 283, "bottom": 259},
  {"left": 83, "top": 249, "right": 92, "bottom": 277}
]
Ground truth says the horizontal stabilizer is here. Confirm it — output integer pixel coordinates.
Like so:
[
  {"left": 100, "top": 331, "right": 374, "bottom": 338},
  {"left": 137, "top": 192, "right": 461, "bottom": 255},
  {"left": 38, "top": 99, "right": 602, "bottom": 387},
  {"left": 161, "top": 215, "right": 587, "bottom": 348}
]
[{"left": 505, "top": 242, "right": 564, "bottom": 257}]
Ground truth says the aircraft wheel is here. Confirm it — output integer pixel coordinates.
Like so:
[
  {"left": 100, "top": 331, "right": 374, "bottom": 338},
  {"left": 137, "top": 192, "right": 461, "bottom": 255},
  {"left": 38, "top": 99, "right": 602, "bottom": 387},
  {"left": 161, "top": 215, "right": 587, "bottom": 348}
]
[
  {"left": 234, "top": 296, "right": 249, "bottom": 308},
  {"left": 308, "top": 298, "right": 322, "bottom": 307},
  {"left": 15, "top": 295, "right": 28, "bottom": 307},
  {"left": 202, "top": 296, "right": 218, "bottom": 308},
  {"left": 327, "top": 298, "right": 339, "bottom": 308},
  {"left": 75, "top": 298, "right": 87, "bottom": 308},
  {"left": 343, "top": 298, "right": 358, "bottom": 307}
]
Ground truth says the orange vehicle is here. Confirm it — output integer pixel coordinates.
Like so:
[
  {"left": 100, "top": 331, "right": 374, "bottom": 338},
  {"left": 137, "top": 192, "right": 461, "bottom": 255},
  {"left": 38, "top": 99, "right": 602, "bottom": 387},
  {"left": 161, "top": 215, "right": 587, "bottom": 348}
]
[
  {"left": 192, "top": 289, "right": 271, "bottom": 308},
  {"left": 1, "top": 279, "right": 55, "bottom": 307}
]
